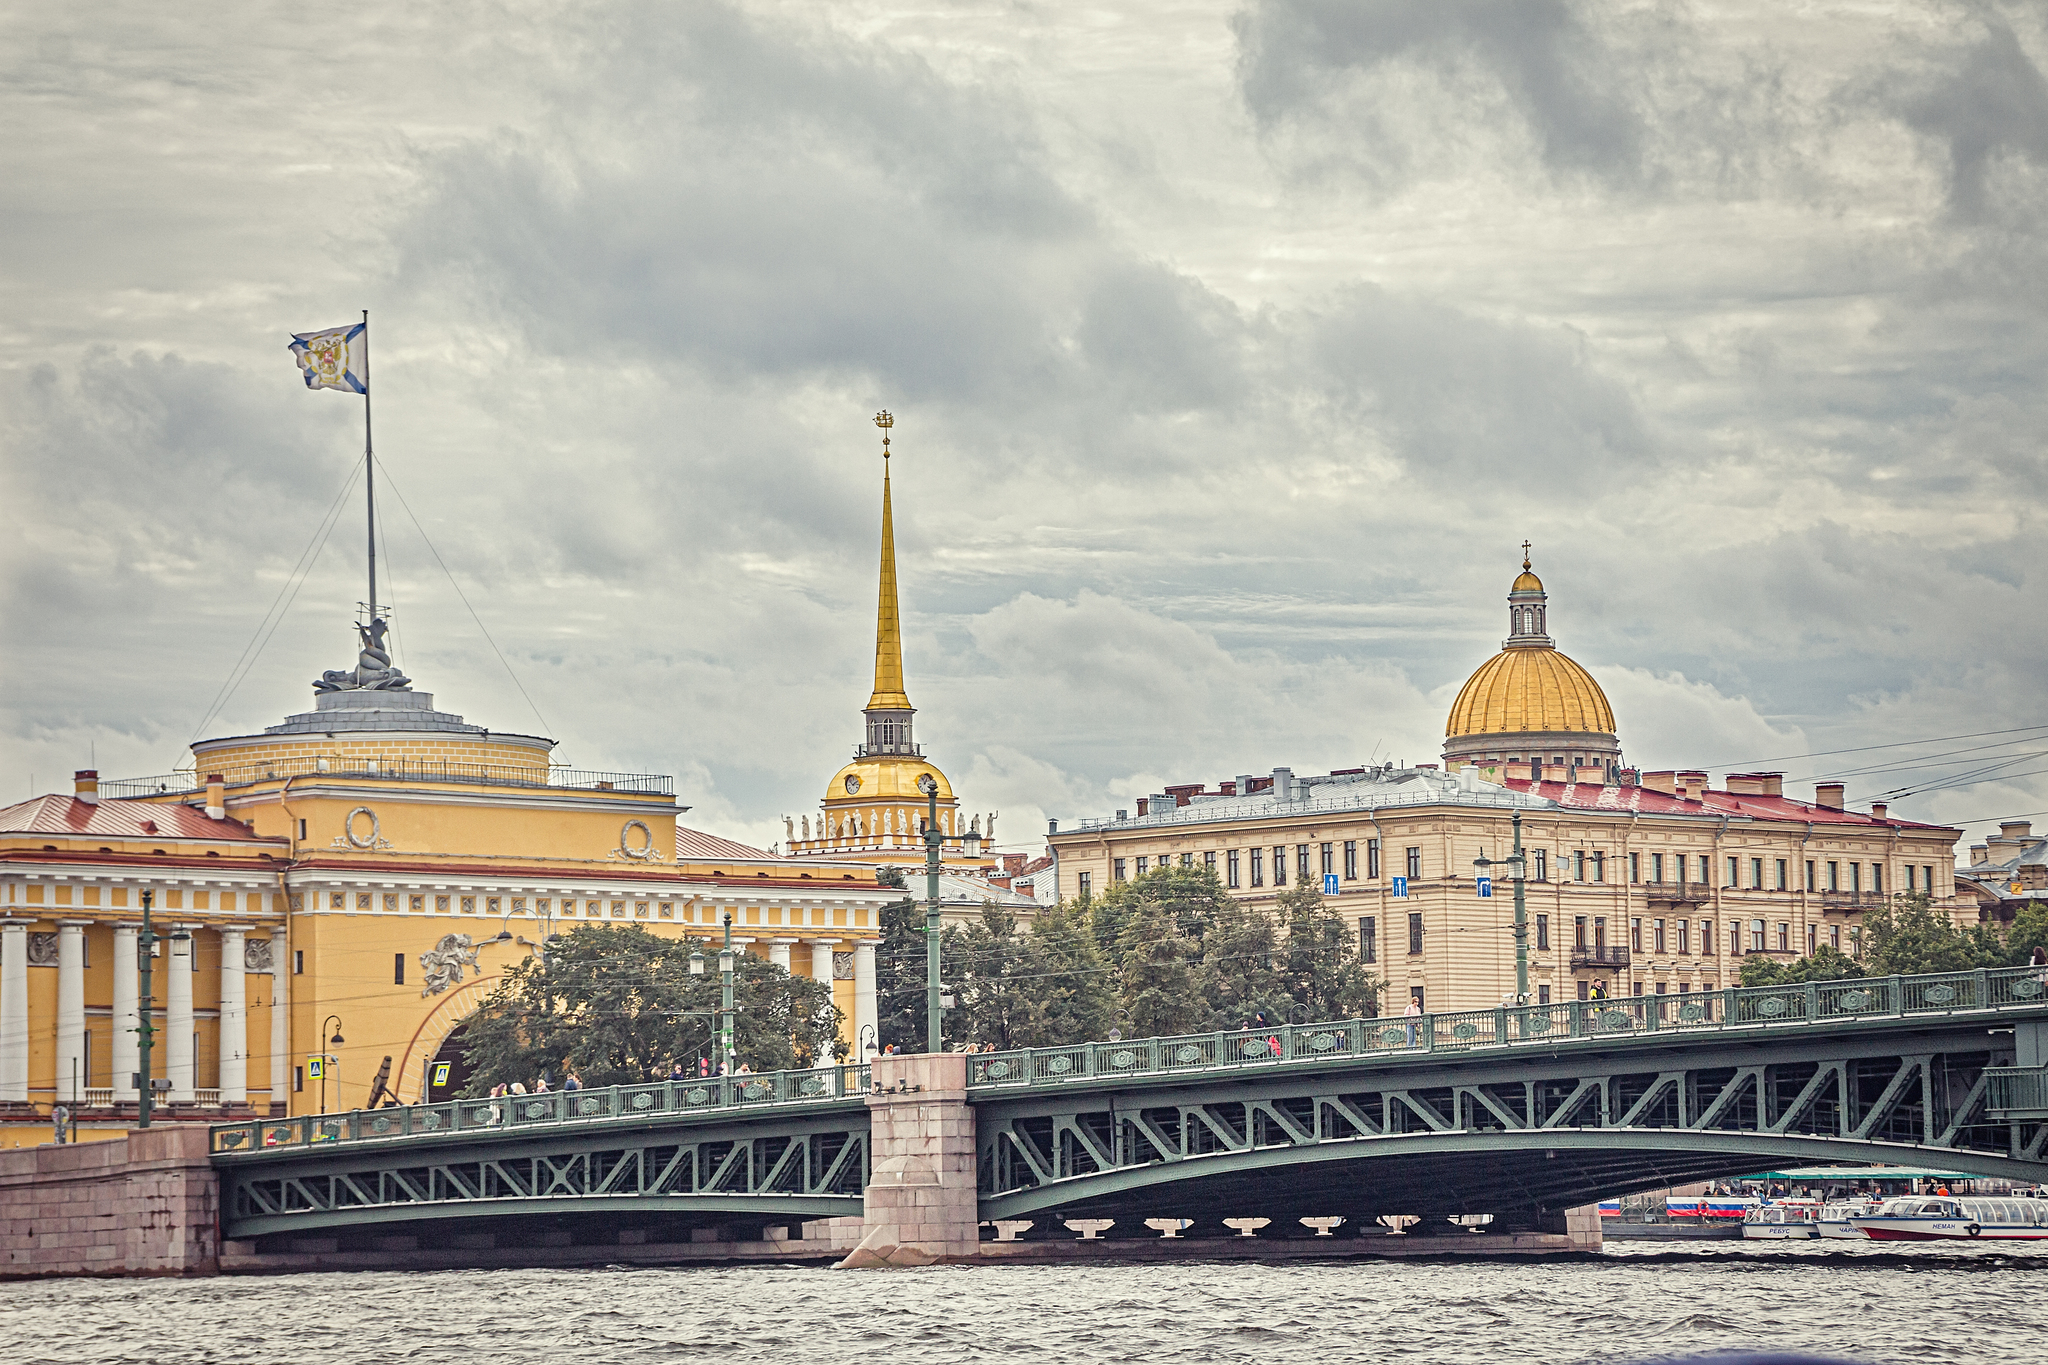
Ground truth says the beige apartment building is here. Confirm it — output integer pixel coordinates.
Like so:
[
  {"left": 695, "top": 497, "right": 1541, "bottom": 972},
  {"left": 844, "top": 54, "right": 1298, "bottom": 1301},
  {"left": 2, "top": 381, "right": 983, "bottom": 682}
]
[{"left": 1045, "top": 556, "right": 1964, "bottom": 1014}]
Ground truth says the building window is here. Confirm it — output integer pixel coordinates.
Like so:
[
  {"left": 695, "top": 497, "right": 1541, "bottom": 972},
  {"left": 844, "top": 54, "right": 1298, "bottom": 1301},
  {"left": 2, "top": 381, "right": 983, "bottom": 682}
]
[
  {"left": 1533, "top": 848, "right": 1548, "bottom": 881},
  {"left": 1536, "top": 913, "right": 1550, "bottom": 951},
  {"left": 1726, "top": 856, "right": 1739, "bottom": 888},
  {"left": 293, "top": 950, "right": 304, "bottom": 975},
  {"left": 1677, "top": 919, "right": 1690, "bottom": 955},
  {"left": 1135, "top": 856, "right": 1148, "bottom": 875},
  {"left": 1574, "top": 915, "right": 1587, "bottom": 948},
  {"left": 1538, "top": 985, "right": 1551, "bottom": 1005},
  {"left": 1227, "top": 850, "right": 1241, "bottom": 889},
  {"left": 1675, "top": 855, "right": 1686, "bottom": 886},
  {"left": 1410, "top": 985, "right": 1425, "bottom": 1011},
  {"left": 1203, "top": 851, "right": 1215, "bottom": 872},
  {"left": 1591, "top": 852, "right": 1605, "bottom": 883},
  {"left": 1629, "top": 852, "right": 1640, "bottom": 883},
  {"left": 1320, "top": 843, "right": 1334, "bottom": 876},
  {"left": 1906, "top": 865, "right": 1916, "bottom": 891},
  {"left": 1652, "top": 852, "right": 1664, "bottom": 884},
  {"left": 1250, "top": 849, "right": 1264, "bottom": 887},
  {"left": 1078, "top": 872, "right": 1092, "bottom": 900},
  {"left": 1298, "top": 846, "right": 1312, "bottom": 881},
  {"left": 1368, "top": 839, "right": 1381, "bottom": 878},
  {"left": 1696, "top": 856, "right": 1709, "bottom": 883},
  {"left": 1631, "top": 917, "right": 1643, "bottom": 951},
  {"left": 1653, "top": 919, "right": 1666, "bottom": 953},
  {"left": 1827, "top": 861, "right": 1839, "bottom": 891},
  {"left": 1749, "top": 919, "right": 1766, "bottom": 952},
  {"left": 1578, "top": 980, "right": 1590, "bottom": 1001},
  {"left": 394, "top": 953, "right": 406, "bottom": 986},
  {"left": 1406, "top": 847, "right": 1422, "bottom": 879},
  {"left": 1775, "top": 859, "right": 1788, "bottom": 891},
  {"left": 1113, "top": 859, "right": 1127, "bottom": 882},
  {"left": 294, "top": 1065, "right": 304, "bottom": 1093},
  {"left": 1777, "top": 923, "right": 1790, "bottom": 952},
  {"left": 1274, "top": 847, "right": 1288, "bottom": 887},
  {"left": 1805, "top": 860, "right": 1817, "bottom": 892},
  {"left": 1701, "top": 918, "right": 1714, "bottom": 954},
  {"left": 1633, "top": 982, "right": 1644, "bottom": 997},
  {"left": 1750, "top": 857, "right": 1763, "bottom": 889},
  {"left": 1573, "top": 851, "right": 1585, "bottom": 882},
  {"left": 1359, "top": 917, "right": 1377, "bottom": 963},
  {"left": 1850, "top": 863, "right": 1861, "bottom": 894},
  {"left": 1923, "top": 865, "right": 1934, "bottom": 893},
  {"left": 1829, "top": 924, "right": 1840, "bottom": 950},
  {"left": 1344, "top": 841, "right": 1358, "bottom": 880},
  {"left": 1807, "top": 924, "right": 1817, "bottom": 954},
  {"left": 1408, "top": 912, "right": 1424, "bottom": 955},
  {"left": 1871, "top": 864, "right": 1883, "bottom": 895}
]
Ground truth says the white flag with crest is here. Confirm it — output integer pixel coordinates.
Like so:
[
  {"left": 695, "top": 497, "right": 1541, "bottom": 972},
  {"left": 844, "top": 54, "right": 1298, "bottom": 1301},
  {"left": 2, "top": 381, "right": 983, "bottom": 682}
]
[{"left": 288, "top": 322, "right": 367, "bottom": 393}]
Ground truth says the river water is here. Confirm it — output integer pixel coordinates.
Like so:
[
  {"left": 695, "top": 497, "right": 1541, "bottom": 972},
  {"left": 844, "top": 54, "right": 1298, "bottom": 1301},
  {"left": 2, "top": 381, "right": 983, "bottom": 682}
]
[{"left": 3, "top": 1242, "right": 2043, "bottom": 1364}]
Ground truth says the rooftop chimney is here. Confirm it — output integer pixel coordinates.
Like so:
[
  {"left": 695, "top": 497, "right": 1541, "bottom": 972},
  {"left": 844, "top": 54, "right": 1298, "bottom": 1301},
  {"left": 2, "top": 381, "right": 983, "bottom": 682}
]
[
  {"left": 205, "top": 773, "right": 226, "bottom": 821},
  {"left": 1725, "top": 772, "right": 1784, "bottom": 797},
  {"left": 1047, "top": 819, "right": 1058, "bottom": 835},
  {"left": 1815, "top": 782, "right": 1845, "bottom": 810},
  {"left": 1676, "top": 770, "right": 1709, "bottom": 800},
  {"left": 1135, "top": 798, "right": 1150, "bottom": 817},
  {"left": 2000, "top": 820, "right": 2034, "bottom": 843},
  {"left": 73, "top": 770, "right": 98, "bottom": 806},
  {"left": 1271, "top": 767, "right": 1294, "bottom": 800},
  {"left": 1641, "top": 770, "right": 1677, "bottom": 795},
  {"left": 1870, "top": 802, "right": 1888, "bottom": 821},
  {"left": 1970, "top": 844, "right": 1989, "bottom": 866}
]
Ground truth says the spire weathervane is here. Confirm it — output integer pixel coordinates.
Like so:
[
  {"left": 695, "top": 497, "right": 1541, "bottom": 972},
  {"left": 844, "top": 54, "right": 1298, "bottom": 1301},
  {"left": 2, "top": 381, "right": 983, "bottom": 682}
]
[
  {"left": 1522, "top": 540, "right": 1532, "bottom": 570},
  {"left": 875, "top": 409, "right": 892, "bottom": 460}
]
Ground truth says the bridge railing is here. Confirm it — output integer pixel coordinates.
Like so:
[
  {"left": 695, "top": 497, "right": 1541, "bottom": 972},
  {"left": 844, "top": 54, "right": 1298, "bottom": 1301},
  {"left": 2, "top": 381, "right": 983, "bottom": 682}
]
[
  {"left": 209, "top": 1063, "right": 871, "bottom": 1155},
  {"left": 966, "top": 963, "right": 2048, "bottom": 1089}
]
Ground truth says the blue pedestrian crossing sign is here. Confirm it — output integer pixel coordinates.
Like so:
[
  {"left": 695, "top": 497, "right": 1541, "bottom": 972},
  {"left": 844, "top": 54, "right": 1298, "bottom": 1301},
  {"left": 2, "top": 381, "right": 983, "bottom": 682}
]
[
  {"left": 305, "top": 1056, "right": 323, "bottom": 1078},
  {"left": 1477, "top": 875, "right": 1493, "bottom": 898},
  {"left": 1322, "top": 873, "right": 1340, "bottom": 895},
  {"left": 1391, "top": 876, "right": 1409, "bottom": 898}
]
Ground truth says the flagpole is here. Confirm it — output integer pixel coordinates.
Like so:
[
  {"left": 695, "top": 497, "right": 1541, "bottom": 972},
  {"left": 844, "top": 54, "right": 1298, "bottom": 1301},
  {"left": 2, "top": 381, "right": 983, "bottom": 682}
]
[{"left": 362, "top": 309, "right": 375, "bottom": 620}]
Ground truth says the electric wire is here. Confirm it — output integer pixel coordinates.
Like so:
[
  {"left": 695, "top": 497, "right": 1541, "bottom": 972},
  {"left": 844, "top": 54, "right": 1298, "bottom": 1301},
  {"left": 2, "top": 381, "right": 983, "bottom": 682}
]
[{"left": 374, "top": 456, "right": 553, "bottom": 739}]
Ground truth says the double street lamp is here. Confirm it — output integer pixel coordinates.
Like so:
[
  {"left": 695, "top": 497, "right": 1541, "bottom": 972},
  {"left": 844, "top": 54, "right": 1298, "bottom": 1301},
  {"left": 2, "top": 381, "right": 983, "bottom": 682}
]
[
  {"left": 689, "top": 912, "right": 737, "bottom": 1076},
  {"left": 320, "top": 1015, "right": 345, "bottom": 1114},
  {"left": 133, "top": 890, "right": 187, "bottom": 1128},
  {"left": 1473, "top": 807, "right": 1532, "bottom": 1003}
]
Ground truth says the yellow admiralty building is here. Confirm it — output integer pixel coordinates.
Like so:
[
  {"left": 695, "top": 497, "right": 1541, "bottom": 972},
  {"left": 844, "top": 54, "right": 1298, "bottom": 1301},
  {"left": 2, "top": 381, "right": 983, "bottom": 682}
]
[
  {"left": 1048, "top": 554, "right": 1968, "bottom": 1015},
  {"left": 0, "top": 422, "right": 988, "bottom": 1145}
]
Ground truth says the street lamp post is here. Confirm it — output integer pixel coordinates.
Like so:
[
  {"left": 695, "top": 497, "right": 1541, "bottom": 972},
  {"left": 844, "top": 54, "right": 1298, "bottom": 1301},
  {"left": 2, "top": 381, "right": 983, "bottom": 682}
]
[
  {"left": 1475, "top": 808, "right": 1531, "bottom": 1003},
  {"left": 136, "top": 891, "right": 157, "bottom": 1129},
  {"left": 918, "top": 773, "right": 942, "bottom": 1053},
  {"left": 321, "top": 1015, "right": 344, "bottom": 1113},
  {"left": 719, "top": 913, "right": 736, "bottom": 1077}
]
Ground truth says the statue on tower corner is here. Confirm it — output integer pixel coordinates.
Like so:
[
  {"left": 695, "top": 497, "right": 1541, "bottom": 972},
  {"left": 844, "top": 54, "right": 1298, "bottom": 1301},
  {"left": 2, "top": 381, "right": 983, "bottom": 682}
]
[{"left": 314, "top": 615, "right": 412, "bottom": 692}]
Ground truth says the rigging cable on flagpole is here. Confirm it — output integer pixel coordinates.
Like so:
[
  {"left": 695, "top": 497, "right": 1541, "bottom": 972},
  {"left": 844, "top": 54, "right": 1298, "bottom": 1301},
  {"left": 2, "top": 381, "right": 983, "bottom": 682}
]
[
  {"left": 374, "top": 456, "right": 554, "bottom": 740},
  {"left": 186, "top": 454, "right": 366, "bottom": 746}
]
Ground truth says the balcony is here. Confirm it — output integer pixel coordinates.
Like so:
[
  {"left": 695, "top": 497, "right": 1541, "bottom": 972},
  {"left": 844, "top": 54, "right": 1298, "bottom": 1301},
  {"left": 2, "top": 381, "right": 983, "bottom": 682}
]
[
  {"left": 1821, "top": 891, "right": 1887, "bottom": 910},
  {"left": 1570, "top": 946, "right": 1631, "bottom": 969},
  {"left": 1643, "top": 885, "right": 1705, "bottom": 905}
]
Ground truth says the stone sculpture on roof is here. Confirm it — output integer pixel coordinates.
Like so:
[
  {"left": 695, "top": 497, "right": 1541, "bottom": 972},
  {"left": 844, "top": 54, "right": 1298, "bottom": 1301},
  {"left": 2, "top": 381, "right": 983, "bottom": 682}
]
[{"left": 314, "top": 616, "right": 412, "bottom": 693}]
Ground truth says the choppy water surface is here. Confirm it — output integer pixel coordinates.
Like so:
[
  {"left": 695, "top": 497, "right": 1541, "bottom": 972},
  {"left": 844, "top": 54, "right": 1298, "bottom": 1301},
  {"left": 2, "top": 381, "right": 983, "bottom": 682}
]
[{"left": 4, "top": 1242, "right": 2045, "bottom": 1364}]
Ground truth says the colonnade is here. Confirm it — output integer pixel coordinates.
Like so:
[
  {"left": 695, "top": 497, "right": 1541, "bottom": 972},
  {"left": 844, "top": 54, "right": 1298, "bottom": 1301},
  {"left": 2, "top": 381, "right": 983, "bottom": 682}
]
[{"left": 0, "top": 920, "right": 278, "bottom": 1106}]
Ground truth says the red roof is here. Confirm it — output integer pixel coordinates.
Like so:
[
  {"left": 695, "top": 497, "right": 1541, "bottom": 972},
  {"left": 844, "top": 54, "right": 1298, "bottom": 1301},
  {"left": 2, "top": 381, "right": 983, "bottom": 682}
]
[
  {"left": 0, "top": 795, "right": 280, "bottom": 843},
  {"left": 673, "top": 826, "right": 777, "bottom": 861},
  {"left": 1500, "top": 780, "right": 1957, "bottom": 830}
]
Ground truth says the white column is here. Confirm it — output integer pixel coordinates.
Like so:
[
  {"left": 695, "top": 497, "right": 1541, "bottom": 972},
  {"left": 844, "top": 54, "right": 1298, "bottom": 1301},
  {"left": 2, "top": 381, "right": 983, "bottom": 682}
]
[
  {"left": 56, "top": 921, "right": 87, "bottom": 1103},
  {"left": 269, "top": 937, "right": 288, "bottom": 1114},
  {"left": 167, "top": 924, "right": 196, "bottom": 1101},
  {"left": 853, "top": 940, "right": 877, "bottom": 1058},
  {"left": 809, "top": 939, "right": 835, "bottom": 985},
  {"left": 767, "top": 938, "right": 794, "bottom": 973},
  {"left": 0, "top": 921, "right": 28, "bottom": 1101},
  {"left": 218, "top": 926, "right": 248, "bottom": 1104},
  {"left": 112, "top": 923, "right": 139, "bottom": 1101}
]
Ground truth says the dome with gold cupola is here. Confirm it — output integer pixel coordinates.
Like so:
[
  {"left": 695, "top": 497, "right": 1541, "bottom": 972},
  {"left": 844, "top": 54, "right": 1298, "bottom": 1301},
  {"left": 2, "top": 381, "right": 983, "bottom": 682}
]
[
  {"left": 1443, "top": 548, "right": 1624, "bottom": 782},
  {"left": 783, "top": 414, "right": 995, "bottom": 867}
]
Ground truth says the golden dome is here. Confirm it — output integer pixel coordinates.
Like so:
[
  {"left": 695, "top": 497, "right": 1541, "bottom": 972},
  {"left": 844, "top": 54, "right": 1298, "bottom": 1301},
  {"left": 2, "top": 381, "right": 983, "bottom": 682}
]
[
  {"left": 822, "top": 757, "right": 955, "bottom": 805},
  {"left": 1446, "top": 647, "right": 1614, "bottom": 738},
  {"left": 1512, "top": 569, "right": 1544, "bottom": 593}
]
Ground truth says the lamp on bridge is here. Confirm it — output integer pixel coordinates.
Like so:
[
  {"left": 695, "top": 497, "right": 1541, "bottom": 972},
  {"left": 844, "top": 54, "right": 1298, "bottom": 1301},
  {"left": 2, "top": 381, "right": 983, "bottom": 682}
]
[{"left": 321, "top": 1014, "right": 344, "bottom": 1114}]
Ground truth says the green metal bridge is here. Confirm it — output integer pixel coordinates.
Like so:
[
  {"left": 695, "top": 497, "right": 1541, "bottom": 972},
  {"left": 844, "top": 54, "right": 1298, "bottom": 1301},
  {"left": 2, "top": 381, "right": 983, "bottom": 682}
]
[{"left": 210, "top": 965, "right": 2048, "bottom": 1244}]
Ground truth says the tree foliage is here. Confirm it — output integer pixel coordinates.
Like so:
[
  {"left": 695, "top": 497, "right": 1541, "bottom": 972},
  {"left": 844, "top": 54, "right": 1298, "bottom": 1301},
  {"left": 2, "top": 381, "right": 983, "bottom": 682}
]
[
  {"left": 457, "top": 924, "right": 842, "bottom": 1093},
  {"left": 1860, "top": 892, "right": 2006, "bottom": 974},
  {"left": 1271, "top": 880, "right": 1380, "bottom": 1021},
  {"left": 871, "top": 865, "right": 928, "bottom": 1052},
  {"left": 939, "top": 900, "right": 1118, "bottom": 1050},
  {"left": 1738, "top": 943, "right": 1865, "bottom": 987}
]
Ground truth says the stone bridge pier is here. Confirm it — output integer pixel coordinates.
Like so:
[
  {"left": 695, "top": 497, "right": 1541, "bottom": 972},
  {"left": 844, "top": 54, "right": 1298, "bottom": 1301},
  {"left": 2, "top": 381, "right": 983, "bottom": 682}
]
[{"left": 838, "top": 1052, "right": 977, "bottom": 1267}]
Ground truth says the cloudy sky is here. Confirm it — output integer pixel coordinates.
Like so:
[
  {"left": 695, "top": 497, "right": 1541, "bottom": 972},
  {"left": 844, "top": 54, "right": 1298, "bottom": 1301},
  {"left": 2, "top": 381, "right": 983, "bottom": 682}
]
[{"left": 4, "top": 1, "right": 2045, "bottom": 856}]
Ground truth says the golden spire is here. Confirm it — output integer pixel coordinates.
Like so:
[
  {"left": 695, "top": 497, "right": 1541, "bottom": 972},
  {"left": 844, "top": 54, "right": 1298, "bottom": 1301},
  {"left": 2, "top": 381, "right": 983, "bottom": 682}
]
[{"left": 867, "top": 411, "right": 912, "bottom": 711}]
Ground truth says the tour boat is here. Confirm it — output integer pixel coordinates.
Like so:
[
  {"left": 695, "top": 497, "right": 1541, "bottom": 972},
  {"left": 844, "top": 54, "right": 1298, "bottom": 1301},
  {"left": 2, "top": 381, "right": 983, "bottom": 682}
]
[
  {"left": 1666, "top": 1195, "right": 1759, "bottom": 1221},
  {"left": 1742, "top": 1199, "right": 1822, "bottom": 1239},
  {"left": 1850, "top": 1195, "right": 2048, "bottom": 1241},
  {"left": 1816, "top": 1198, "right": 1882, "bottom": 1238}
]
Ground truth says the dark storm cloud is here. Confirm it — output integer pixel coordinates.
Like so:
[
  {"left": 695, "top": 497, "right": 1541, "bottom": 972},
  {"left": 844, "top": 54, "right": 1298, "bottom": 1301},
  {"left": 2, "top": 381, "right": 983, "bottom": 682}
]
[{"left": 1234, "top": 0, "right": 1646, "bottom": 183}]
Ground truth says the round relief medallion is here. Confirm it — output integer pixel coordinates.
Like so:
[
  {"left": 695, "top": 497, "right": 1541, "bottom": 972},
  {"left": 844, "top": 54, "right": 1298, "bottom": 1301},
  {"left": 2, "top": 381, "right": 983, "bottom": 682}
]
[{"left": 844, "top": 774, "right": 862, "bottom": 794}]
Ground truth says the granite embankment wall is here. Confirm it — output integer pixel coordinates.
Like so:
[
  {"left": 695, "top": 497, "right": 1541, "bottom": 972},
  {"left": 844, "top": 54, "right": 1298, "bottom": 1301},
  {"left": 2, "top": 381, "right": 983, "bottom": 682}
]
[{"left": 0, "top": 1125, "right": 218, "bottom": 1278}]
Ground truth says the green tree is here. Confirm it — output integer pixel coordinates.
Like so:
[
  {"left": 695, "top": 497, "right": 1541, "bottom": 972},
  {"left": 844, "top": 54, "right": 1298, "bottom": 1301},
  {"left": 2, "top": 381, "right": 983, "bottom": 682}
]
[
  {"left": 458, "top": 924, "right": 843, "bottom": 1093},
  {"left": 2001, "top": 904, "right": 2048, "bottom": 966},
  {"left": 1860, "top": 891, "right": 2004, "bottom": 974},
  {"left": 1272, "top": 881, "right": 1380, "bottom": 1021},
  {"left": 1018, "top": 899, "right": 1119, "bottom": 1045},
  {"left": 1738, "top": 943, "right": 1865, "bottom": 987},
  {"left": 1119, "top": 898, "right": 1206, "bottom": 1037},
  {"left": 1197, "top": 893, "right": 1283, "bottom": 1027},
  {"left": 871, "top": 866, "right": 928, "bottom": 1052},
  {"left": 940, "top": 903, "right": 1045, "bottom": 1050}
]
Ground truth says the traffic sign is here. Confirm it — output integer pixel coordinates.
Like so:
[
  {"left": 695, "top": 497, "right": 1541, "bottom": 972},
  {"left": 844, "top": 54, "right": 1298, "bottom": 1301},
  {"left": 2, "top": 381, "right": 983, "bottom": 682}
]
[
  {"left": 306, "top": 1056, "right": 324, "bottom": 1079},
  {"left": 1391, "top": 876, "right": 1408, "bottom": 898},
  {"left": 1477, "top": 875, "right": 1493, "bottom": 898},
  {"left": 431, "top": 1061, "right": 452, "bottom": 1087},
  {"left": 1322, "top": 873, "right": 1340, "bottom": 895}
]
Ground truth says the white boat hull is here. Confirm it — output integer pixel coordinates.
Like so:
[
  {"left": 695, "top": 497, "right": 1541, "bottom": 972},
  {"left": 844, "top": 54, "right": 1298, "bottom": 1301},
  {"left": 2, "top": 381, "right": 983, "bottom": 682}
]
[
  {"left": 1815, "top": 1221, "right": 1867, "bottom": 1239},
  {"left": 1742, "top": 1224, "right": 1818, "bottom": 1240},
  {"left": 1852, "top": 1218, "right": 2048, "bottom": 1242}
]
